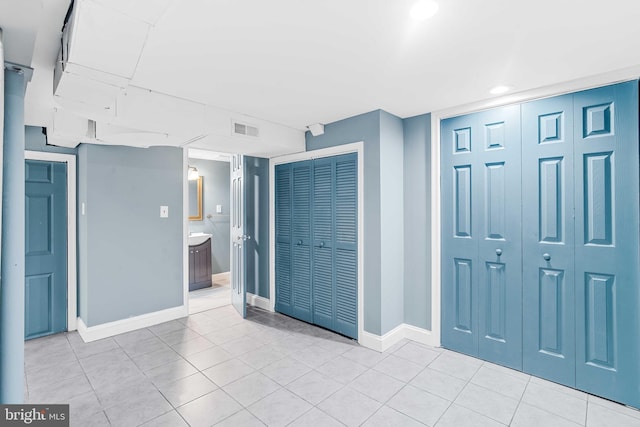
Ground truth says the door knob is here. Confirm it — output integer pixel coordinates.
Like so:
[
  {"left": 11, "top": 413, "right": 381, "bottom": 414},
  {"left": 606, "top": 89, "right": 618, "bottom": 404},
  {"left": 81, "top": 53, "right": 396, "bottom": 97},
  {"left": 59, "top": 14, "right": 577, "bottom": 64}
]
[
  {"left": 543, "top": 253, "right": 551, "bottom": 261},
  {"left": 297, "top": 240, "right": 303, "bottom": 245},
  {"left": 495, "top": 249, "right": 502, "bottom": 256},
  {"left": 318, "top": 242, "right": 325, "bottom": 248}
]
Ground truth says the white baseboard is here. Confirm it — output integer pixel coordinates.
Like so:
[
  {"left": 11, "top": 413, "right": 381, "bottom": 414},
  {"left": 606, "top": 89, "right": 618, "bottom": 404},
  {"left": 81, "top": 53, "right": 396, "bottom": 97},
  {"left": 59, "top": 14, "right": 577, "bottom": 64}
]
[
  {"left": 246, "top": 293, "right": 272, "bottom": 311},
  {"left": 358, "top": 323, "right": 439, "bottom": 352},
  {"left": 76, "top": 305, "right": 188, "bottom": 343}
]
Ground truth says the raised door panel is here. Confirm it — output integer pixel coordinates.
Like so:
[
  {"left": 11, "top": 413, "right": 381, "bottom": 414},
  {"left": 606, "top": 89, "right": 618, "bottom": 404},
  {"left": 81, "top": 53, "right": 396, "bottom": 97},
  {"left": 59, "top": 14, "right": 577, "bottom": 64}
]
[
  {"left": 522, "top": 94, "right": 576, "bottom": 386},
  {"left": 573, "top": 81, "right": 640, "bottom": 408},
  {"left": 441, "top": 114, "right": 480, "bottom": 357},
  {"left": 475, "top": 105, "right": 523, "bottom": 369}
]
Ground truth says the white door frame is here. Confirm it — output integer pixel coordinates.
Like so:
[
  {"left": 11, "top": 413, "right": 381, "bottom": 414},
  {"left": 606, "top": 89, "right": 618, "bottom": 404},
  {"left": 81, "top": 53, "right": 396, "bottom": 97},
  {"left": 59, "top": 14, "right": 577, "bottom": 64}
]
[
  {"left": 24, "top": 150, "right": 78, "bottom": 332},
  {"left": 269, "top": 142, "right": 365, "bottom": 341},
  {"left": 430, "top": 67, "right": 640, "bottom": 347}
]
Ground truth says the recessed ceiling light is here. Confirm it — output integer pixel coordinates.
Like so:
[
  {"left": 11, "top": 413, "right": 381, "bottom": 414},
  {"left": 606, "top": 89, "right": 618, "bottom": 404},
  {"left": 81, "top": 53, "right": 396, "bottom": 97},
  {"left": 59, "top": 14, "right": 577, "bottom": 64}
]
[
  {"left": 490, "top": 85, "right": 511, "bottom": 95},
  {"left": 410, "top": 0, "right": 439, "bottom": 21}
]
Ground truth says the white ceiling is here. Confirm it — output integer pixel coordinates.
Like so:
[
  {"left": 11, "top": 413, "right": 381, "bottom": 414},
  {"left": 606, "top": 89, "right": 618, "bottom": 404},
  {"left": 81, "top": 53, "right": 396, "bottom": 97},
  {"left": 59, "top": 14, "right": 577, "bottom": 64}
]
[{"left": 2, "top": 0, "right": 640, "bottom": 154}]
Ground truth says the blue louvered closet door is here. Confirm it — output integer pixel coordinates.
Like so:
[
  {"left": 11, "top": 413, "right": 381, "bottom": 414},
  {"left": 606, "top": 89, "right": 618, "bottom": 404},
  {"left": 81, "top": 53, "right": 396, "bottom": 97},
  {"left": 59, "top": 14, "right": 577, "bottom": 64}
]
[{"left": 275, "top": 153, "right": 358, "bottom": 339}]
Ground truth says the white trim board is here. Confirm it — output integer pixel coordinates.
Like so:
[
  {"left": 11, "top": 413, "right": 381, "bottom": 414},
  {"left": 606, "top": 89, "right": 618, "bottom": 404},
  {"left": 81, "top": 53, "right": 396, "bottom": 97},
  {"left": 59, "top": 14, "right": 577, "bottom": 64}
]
[
  {"left": 76, "top": 305, "right": 188, "bottom": 342},
  {"left": 360, "top": 324, "right": 437, "bottom": 353},
  {"left": 24, "top": 150, "right": 78, "bottom": 332},
  {"left": 182, "top": 148, "right": 190, "bottom": 316},
  {"left": 269, "top": 141, "right": 365, "bottom": 343},
  {"left": 246, "top": 293, "right": 270, "bottom": 311},
  {"left": 430, "top": 70, "right": 640, "bottom": 348}
]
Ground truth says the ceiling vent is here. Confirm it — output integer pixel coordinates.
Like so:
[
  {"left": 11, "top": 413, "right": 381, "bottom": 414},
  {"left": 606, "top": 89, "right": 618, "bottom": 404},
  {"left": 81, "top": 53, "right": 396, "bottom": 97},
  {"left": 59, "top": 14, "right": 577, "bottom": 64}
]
[{"left": 233, "top": 121, "right": 260, "bottom": 138}]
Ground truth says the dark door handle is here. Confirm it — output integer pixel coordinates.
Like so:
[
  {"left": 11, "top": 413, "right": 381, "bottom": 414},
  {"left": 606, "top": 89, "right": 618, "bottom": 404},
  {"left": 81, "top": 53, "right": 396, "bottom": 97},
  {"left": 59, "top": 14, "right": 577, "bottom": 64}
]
[{"left": 543, "top": 253, "right": 551, "bottom": 261}]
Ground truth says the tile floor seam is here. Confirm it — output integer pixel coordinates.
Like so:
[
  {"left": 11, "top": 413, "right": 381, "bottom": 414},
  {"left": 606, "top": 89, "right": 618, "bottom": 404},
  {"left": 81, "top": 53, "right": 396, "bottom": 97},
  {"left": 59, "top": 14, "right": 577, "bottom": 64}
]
[
  {"left": 519, "top": 380, "right": 587, "bottom": 427},
  {"left": 507, "top": 372, "right": 533, "bottom": 426}
]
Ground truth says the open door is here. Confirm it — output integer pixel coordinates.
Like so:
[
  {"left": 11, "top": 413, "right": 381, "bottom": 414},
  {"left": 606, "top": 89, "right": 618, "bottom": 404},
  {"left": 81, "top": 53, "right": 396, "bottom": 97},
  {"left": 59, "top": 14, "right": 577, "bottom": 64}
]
[{"left": 230, "top": 154, "right": 247, "bottom": 317}]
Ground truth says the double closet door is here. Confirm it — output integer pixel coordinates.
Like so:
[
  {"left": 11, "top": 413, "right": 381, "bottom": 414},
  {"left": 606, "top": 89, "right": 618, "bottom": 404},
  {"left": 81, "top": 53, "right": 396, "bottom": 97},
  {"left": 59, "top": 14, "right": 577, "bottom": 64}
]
[
  {"left": 275, "top": 153, "right": 358, "bottom": 339},
  {"left": 441, "top": 81, "right": 640, "bottom": 408}
]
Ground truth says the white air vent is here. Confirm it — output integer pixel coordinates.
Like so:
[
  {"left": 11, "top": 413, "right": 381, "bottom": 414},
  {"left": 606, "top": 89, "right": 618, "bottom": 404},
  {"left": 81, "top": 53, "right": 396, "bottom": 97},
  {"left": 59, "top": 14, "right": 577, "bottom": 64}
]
[{"left": 233, "top": 121, "right": 260, "bottom": 138}]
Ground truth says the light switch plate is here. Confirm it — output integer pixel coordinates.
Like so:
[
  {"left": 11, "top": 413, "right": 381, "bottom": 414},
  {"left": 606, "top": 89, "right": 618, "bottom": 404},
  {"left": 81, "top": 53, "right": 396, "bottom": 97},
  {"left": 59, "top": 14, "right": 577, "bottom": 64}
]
[
  {"left": 160, "top": 205, "right": 169, "bottom": 218},
  {"left": 216, "top": 204, "right": 222, "bottom": 214}
]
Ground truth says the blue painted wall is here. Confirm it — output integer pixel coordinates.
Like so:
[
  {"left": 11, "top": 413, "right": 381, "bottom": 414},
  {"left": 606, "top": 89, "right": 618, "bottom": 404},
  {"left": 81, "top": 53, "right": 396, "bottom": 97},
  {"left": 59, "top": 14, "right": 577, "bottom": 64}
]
[
  {"left": 379, "top": 111, "right": 405, "bottom": 334},
  {"left": 188, "top": 158, "right": 231, "bottom": 274},
  {"left": 306, "top": 109, "right": 432, "bottom": 336},
  {"left": 77, "top": 144, "right": 183, "bottom": 327},
  {"left": 403, "top": 113, "right": 432, "bottom": 330}
]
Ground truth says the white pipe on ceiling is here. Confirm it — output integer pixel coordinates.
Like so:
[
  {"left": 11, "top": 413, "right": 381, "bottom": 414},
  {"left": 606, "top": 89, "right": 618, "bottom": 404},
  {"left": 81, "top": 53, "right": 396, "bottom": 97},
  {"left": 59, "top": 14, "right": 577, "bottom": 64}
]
[{"left": 0, "top": 27, "right": 5, "bottom": 264}]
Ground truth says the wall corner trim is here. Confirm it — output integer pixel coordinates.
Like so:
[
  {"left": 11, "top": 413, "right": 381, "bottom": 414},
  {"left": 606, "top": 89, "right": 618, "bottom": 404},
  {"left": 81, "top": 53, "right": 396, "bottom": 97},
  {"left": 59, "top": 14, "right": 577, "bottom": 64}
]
[
  {"left": 76, "top": 305, "right": 188, "bottom": 343},
  {"left": 358, "top": 324, "right": 438, "bottom": 352},
  {"left": 246, "top": 293, "right": 272, "bottom": 311}
]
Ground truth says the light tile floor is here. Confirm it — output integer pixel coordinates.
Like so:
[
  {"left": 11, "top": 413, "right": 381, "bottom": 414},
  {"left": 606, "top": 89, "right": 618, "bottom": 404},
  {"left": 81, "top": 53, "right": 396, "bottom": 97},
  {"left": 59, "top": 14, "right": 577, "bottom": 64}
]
[
  {"left": 24, "top": 306, "right": 640, "bottom": 427},
  {"left": 188, "top": 273, "right": 231, "bottom": 315}
]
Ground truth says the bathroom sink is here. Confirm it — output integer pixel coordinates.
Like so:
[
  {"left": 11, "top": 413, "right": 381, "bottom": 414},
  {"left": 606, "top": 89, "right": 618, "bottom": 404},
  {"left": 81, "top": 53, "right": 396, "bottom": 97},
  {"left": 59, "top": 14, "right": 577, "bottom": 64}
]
[{"left": 188, "top": 233, "right": 212, "bottom": 246}]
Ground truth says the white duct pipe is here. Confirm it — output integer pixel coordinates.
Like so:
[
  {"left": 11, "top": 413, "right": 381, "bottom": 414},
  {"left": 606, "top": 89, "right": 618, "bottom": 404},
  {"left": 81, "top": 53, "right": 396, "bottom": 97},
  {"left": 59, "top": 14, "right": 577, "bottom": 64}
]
[{"left": 0, "top": 27, "right": 5, "bottom": 264}]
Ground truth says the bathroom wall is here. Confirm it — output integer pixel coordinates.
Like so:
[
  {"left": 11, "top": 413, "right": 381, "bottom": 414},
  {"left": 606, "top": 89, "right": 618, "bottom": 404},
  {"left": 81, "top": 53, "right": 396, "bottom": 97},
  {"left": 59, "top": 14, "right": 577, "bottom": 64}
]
[{"left": 188, "top": 158, "right": 231, "bottom": 273}]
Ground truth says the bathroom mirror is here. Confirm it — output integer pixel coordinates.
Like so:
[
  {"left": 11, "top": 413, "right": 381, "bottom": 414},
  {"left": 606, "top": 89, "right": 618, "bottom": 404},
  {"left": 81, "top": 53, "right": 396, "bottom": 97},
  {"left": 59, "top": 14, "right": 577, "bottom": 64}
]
[{"left": 188, "top": 176, "right": 203, "bottom": 220}]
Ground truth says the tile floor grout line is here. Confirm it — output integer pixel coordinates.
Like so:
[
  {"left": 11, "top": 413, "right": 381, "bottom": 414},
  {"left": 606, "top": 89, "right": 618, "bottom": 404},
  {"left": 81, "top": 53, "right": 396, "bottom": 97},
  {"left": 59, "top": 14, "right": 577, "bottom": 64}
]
[{"left": 507, "top": 371, "right": 532, "bottom": 426}]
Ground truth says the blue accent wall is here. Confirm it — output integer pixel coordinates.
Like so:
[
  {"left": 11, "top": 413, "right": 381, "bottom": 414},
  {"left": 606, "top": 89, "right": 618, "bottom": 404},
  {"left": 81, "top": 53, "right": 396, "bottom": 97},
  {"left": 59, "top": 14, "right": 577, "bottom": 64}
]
[
  {"left": 188, "top": 158, "right": 231, "bottom": 274},
  {"left": 77, "top": 144, "right": 183, "bottom": 327},
  {"left": 403, "top": 113, "right": 432, "bottom": 330},
  {"left": 306, "top": 110, "right": 433, "bottom": 336}
]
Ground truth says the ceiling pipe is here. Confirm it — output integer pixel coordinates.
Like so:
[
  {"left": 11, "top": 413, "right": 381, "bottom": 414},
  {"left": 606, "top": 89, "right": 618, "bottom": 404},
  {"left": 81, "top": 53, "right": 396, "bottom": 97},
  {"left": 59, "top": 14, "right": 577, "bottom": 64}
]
[{"left": 0, "top": 27, "right": 5, "bottom": 260}]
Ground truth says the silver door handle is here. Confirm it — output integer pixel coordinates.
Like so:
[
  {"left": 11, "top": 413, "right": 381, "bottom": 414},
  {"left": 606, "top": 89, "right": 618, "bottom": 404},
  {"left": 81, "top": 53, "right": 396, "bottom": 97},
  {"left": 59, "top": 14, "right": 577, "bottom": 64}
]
[
  {"left": 244, "top": 235, "right": 251, "bottom": 241},
  {"left": 495, "top": 249, "right": 502, "bottom": 256},
  {"left": 297, "top": 240, "right": 303, "bottom": 245},
  {"left": 317, "top": 242, "right": 325, "bottom": 248},
  {"left": 543, "top": 253, "right": 551, "bottom": 261}
]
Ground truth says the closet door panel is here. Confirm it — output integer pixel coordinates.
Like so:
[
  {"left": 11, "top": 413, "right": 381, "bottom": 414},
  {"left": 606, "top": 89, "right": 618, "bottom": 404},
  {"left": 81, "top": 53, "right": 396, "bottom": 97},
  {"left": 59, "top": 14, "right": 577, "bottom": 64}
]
[
  {"left": 334, "top": 154, "right": 358, "bottom": 338},
  {"left": 312, "top": 158, "right": 335, "bottom": 330},
  {"left": 441, "top": 114, "right": 480, "bottom": 357},
  {"left": 475, "top": 105, "right": 523, "bottom": 370},
  {"left": 275, "top": 164, "right": 294, "bottom": 316},
  {"left": 522, "top": 94, "right": 576, "bottom": 387},
  {"left": 291, "top": 161, "right": 313, "bottom": 322},
  {"left": 573, "top": 81, "right": 640, "bottom": 408}
]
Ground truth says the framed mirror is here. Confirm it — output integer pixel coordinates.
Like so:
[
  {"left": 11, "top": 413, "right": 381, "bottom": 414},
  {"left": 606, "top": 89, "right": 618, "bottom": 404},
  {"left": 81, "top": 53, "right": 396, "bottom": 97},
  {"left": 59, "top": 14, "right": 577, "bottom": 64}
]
[{"left": 188, "top": 176, "right": 203, "bottom": 220}]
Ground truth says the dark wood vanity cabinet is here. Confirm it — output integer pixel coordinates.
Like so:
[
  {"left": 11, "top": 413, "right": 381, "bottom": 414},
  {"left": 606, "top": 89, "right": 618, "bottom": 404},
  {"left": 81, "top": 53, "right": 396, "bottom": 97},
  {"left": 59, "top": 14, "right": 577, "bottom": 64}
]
[{"left": 189, "top": 238, "right": 212, "bottom": 291}]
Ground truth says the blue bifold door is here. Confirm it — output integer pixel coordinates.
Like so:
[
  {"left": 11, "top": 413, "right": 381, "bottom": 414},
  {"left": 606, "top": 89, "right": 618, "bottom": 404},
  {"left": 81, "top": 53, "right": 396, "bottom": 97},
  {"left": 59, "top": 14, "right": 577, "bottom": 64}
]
[
  {"left": 442, "top": 80, "right": 640, "bottom": 408},
  {"left": 275, "top": 153, "right": 358, "bottom": 339}
]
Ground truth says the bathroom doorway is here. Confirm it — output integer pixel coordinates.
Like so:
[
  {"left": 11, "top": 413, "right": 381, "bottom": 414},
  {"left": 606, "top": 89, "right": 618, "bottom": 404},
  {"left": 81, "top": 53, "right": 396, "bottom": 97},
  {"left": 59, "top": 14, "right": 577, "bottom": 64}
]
[{"left": 186, "top": 150, "right": 232, "bottom": 314}]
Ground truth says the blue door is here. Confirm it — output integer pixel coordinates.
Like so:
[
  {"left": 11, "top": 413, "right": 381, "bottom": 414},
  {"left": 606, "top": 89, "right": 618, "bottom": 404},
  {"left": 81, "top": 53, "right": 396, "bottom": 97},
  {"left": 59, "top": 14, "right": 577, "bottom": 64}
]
[
  {"left": 275, "top": 154, "right": 358, "bottom": 339},
  {"left": 522, "top": 93, "right": 576, "bottom": 387},
  {"left": 25, "top": 160, "right": 67, "bottom": 340},
  {"left": 275, "top": 160, "right": 313, "bottom": 323},
  {"left": 443, "top": 80, "right": 640, "bottom": 409},
  {"left": 573, "top": 82, "right": 639, "bottom": 408},
  {"left": 441, "top": 105, "right": 522, "bottom": 369}
]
